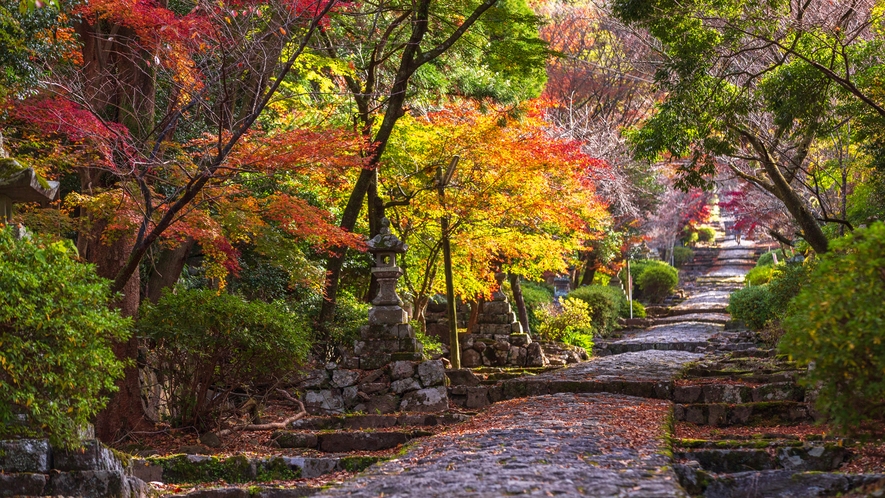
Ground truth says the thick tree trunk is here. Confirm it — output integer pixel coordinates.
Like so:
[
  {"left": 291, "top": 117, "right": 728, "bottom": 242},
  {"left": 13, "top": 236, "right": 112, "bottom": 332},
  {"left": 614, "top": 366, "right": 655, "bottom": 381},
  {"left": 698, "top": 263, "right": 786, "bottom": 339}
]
[
  {"left": 80, "top": 220, "right": 150, "bottom": 443},
  {"left": 145, "top": 238, "right": 194, "bottom": 303},
  {"left": 509, "top": 273, "right": 530, "bottom": 335}
]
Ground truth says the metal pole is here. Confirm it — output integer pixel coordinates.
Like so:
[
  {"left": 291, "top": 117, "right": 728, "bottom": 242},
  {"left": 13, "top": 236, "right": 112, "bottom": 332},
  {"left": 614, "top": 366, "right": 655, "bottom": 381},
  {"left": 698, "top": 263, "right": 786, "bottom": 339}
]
[{"left": 627, "top": 259, "right": 633, "bottom": 319}]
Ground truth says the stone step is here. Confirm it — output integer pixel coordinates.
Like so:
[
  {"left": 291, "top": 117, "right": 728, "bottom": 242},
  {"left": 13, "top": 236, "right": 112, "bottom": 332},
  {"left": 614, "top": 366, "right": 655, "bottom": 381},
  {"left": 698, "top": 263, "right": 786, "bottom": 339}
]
[
  {"left": 674, "top": 468, "right": 885, "bottom": 498},
  {"left": 675, "top": 443, "right": 848, "bottom": 473},
  {"left": 289, "top": 412, "right": 469, "bottom": 431},
  {"left": 132, "top": 453, "right": 386, "bottom": 484},
  {"left": 494, "top": 377, "right": 674, "bottom": 401},
  {"left": 272, "top": 429, "right": 432, "bottom": 452},
  {"left": 674, "top": 401, "right": 814, "bottom": 426},
  {"left": 673, "top": 381, "right": 805, "bottom": 404},
  {"left": 649, "top": 313, "right": 731, "bottom": 325},
  {"left": 666, "top": 307, "right": 728, "bottom": 317},
  {"left": 594, "top": 341, "right": 710, "bottom": 356}
]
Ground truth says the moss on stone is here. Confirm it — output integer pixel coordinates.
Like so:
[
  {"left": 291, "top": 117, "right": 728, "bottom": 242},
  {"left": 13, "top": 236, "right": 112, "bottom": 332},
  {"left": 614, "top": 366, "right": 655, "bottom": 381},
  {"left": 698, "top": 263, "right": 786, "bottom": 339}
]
[{"left": 339, "top": 455, "right": 385, "bottom": 472}]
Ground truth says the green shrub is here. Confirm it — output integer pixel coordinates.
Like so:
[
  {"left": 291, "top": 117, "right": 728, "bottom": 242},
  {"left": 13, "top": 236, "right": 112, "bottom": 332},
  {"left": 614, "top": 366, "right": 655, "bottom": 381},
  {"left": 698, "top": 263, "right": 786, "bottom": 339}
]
[
  {"left": 519, "top": 281, "right": 554, "bottom": 333},
  {"left": 290, "top": 291, "right": 368, "bottom": 361},
  {"left": 673, "top": 247, "right": 695, "bottom": 268},
  {"left": 139, "top": 289, "right": 310, "bottom": 429},
  {"left": 756, "top": 249, "right": 788, "bottom": 267},
  {"left": 0, "top": 228, "right": 131, "bottom": 448},
  {"left": 744, "top": 265, "right": 775, "bottom": 286},
  {"left": 415, "top": 328, "right": 444, "bottom": 358},
  {"left": 622, "top": 299, "right": 646, "bottom": 319},
  {"left": 534, "top": 298, "right": 593, "bottom": 342},
  {"left": 568, "top": 285, "right": 624, "bottom": 336},
  {"left": 727, "top": 285, "right": 774, "bottom": 330},
  {"left": 625, "top": 259, "right": 674, "bottom": 300},
  {"left": 697, "top": 226, "right": 716, "bottom": 242},
  {"left": 779, "top": 222, "right": 885, "bottom": 433},
  {"left": 681, "top": 226, "right": 699, "bottom": 246},
  {"left": 562, "top": 331, "right": 594, "bottom": 351},
  {"left": 767, "top": 262, "right": 812, "bottom": 317},
  {"left": 637, "top": 265, "right": 679, "bottom": 303}
]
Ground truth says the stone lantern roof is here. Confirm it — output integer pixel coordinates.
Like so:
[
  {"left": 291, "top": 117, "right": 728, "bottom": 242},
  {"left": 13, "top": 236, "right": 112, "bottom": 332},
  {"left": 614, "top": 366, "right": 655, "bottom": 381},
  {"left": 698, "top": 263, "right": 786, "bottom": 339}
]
[
  {"left": 366, "top": 218, "right": 407, "bottom": 254},
  {"left": 0, "top": 159, "right": 59, "bottom": 221}
]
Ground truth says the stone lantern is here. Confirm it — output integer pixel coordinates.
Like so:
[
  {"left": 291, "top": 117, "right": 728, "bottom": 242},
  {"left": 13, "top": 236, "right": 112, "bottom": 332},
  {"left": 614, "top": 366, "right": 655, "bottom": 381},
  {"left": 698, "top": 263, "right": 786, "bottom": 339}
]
[
  {"left": 351, "top": 218, "right": 423, "bottom": 370},
  {"left": 0, "top": 160, "right": 59, "bottom": 222}
]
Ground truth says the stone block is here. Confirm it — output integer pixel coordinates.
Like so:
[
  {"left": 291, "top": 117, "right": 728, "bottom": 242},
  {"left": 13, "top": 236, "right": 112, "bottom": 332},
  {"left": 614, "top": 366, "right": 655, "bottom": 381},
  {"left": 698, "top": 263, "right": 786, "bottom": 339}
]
[
  {"left": 478, "top": 313, "right": 512, "bottom": 324},
  {"left": 46, "top": 470, "right": 130, "bottom": 497},
  {"left": 525, "top": 342, "right": 546, "bottom": 367},
  {"left": 389, "top": 361, "right": 416, "bottom": 380},
  {"left": 479, "top": 323, "right": 512, "bottom": 335},
  {"left": 343, "top": 415, "right": 398, "bottom": 430},
  {"left": 359, "top": 383, "right": 388, "bottom": 395},
  {"left": 360, "top": 354, "right": 391, "bottom": 370},
  {"left": 368, "top": 306, "right": 408, "bottom": 326},
  {"left": 272, "top": 432, "right": 318, "bottom": 449},
  {"left": 461, "top": 349, "right": 482, "bottom": 368},
  {"left": 450, "top": 386, "right": 468, "bottom": 396},
  {"left": 465, "top": 387, "right": 490, "bottom": 409},
  {"left": 674, "top": 385, "right": 703, "bottom": 404},
  {"left": 482, "top": 301, "right": 511, "bottom": 314},
  {"left": 53, "top": 440, "right": 122, "bottom": 473},
  {"left": 342, "top": 386, "right": 359, "bottom": 407},
  {"left": 509, "top": 333, "right": 531, "bottom": 347},
  {"left": 331, "top": 369, "right": 360, "bottom": 388},
  {"left": 130, "top": 459, "right": 163, "bottom": 483},
  {"left": 364, "top": 394, "right": 400, "bottom": 414},
  {"left": 508, "top": 346, "right": 527, "bottom": 366},
  {"left": 417, "top": 360, "right": 446, "bottom": 387},
  {"left": 317, "top": 432, "right": 409, "bottom": 453},
  {"left": 445, "top": 368, "right": 481, "bottom": 387},
  {"left": 297, "top": 369, "right": 330, "bottom": 390},
  {"left": 488, "top": 385, "right": 504, "bottom": 403},
  {"left": 283, "top": 457, "right": 338, "bottom": 478},
  {"left": 303, "top": 390, "right": 345, "bottom": 414},
  {"left": 0, "top": 439, "right": 51, "bottom": 473},
  {"left": 511, "top": 322, "right": 523, "bottom": 333},
  {"left": 400, "top": 386, "right": 448, "bottom": 412},
  {"left": 0, "top": 473, "right": 47, "bottom": 496},
  {"left": 391, "top": 377, "right": 421, "bottom": 394}
]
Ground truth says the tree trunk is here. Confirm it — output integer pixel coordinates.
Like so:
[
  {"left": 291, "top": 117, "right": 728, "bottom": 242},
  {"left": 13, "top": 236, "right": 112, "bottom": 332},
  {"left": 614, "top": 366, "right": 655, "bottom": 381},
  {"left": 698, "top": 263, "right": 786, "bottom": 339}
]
[
  {"left": 80, "top": 220, "right": 150, "bottom": 443},
  {"left": 509, "top": 273, "right": 530, "bottom": 335},
  {"left": 144, "top": 238, "right": 194, "bottom": 303}
]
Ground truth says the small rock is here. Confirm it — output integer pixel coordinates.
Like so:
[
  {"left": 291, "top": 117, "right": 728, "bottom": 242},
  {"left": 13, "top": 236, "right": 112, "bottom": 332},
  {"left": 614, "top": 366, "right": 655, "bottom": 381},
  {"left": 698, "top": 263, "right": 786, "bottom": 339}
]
[
  {"left": 179, "top": 444, "right": 210, "bottom": 454},
  {"left": 199, "top": 432, "right": 222, "bottom": 449},
  {"left": 445, "top": 369, "right": 481, "bottom": 387}
]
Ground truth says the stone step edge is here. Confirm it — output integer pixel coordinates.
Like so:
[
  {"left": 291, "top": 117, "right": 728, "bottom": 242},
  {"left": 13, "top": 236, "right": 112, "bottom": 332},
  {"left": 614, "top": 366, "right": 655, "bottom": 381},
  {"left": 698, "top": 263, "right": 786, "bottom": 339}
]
[
  {"left": 674, "top": 400, "right": 815, "bottom": 426},
  {"left": 674, "top": 467, "right": 885, "bottom": 498},
  {"left": 132, "top": 453, "right": 388, "bottom": 484},
  {"left": 271, "top": 428, "right": 433, "bottom": 452},
  {"left": 289, "top": 412, "right": 469, "bottom": 431}
]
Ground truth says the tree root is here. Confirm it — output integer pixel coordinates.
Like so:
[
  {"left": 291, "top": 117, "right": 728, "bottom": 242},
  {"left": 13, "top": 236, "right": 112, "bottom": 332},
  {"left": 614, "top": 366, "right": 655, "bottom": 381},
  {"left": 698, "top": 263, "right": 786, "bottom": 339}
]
[{"left": 217, "top": 389, "right": 307, "bottom": 436}]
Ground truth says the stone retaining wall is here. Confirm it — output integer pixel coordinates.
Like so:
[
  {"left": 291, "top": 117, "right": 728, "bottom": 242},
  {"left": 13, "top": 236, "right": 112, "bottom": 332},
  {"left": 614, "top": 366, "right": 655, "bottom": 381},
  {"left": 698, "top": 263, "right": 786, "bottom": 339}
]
[{"left": 0, "top": 439, "right": 152, "bottom": 497}]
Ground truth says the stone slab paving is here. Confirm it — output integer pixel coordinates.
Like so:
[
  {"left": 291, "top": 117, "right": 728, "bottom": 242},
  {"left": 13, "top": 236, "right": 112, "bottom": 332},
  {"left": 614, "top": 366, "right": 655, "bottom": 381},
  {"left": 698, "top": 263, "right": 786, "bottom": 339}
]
[
  {"left": 533, "top": 350, "right": 703, "bottom": 383},
  {"left": 671, "top": 290, "right": 731, "bottom": 312},
  {"left": 611, "top": 322, "right": 724, "bottom": 345},
  {"left": 314, "top": 393, "right": 686, "bottom": 498},
  {"left": 651, "top": 313, "right": 731, "bottom": 325}
]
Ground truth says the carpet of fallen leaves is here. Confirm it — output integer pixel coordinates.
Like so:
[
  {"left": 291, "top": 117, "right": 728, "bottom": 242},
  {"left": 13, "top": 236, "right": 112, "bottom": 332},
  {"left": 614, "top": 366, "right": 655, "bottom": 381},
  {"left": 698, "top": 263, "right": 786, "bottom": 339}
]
[
  {"left": 112, "top": 402, "right": 449, "bottom": 458},
  {"left": 674, "top": 378, "right": 766, "bottom": 387},
  {"left": 676, "top": 421, "right": 885, "bottom": 473}
]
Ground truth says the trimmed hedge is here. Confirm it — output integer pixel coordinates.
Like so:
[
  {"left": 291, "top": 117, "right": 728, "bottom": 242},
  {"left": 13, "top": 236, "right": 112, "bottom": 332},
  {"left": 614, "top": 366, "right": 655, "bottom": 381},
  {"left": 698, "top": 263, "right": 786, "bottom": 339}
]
[
  {"left": 637, "top": 265, "right": 679, "bottom": 303},
  {"left": 727, "top": 285, "right": 774, "bottom": 330}
]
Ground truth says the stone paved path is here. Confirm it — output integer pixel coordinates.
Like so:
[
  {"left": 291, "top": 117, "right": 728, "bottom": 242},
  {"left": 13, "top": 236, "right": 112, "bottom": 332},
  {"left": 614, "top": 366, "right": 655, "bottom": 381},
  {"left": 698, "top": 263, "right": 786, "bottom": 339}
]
[
  {"left": 315, "top": 393, "right": 684, "bottom": 498},
  {"left": 315, "top": 232, "right": 757, "bottom": 497}
]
